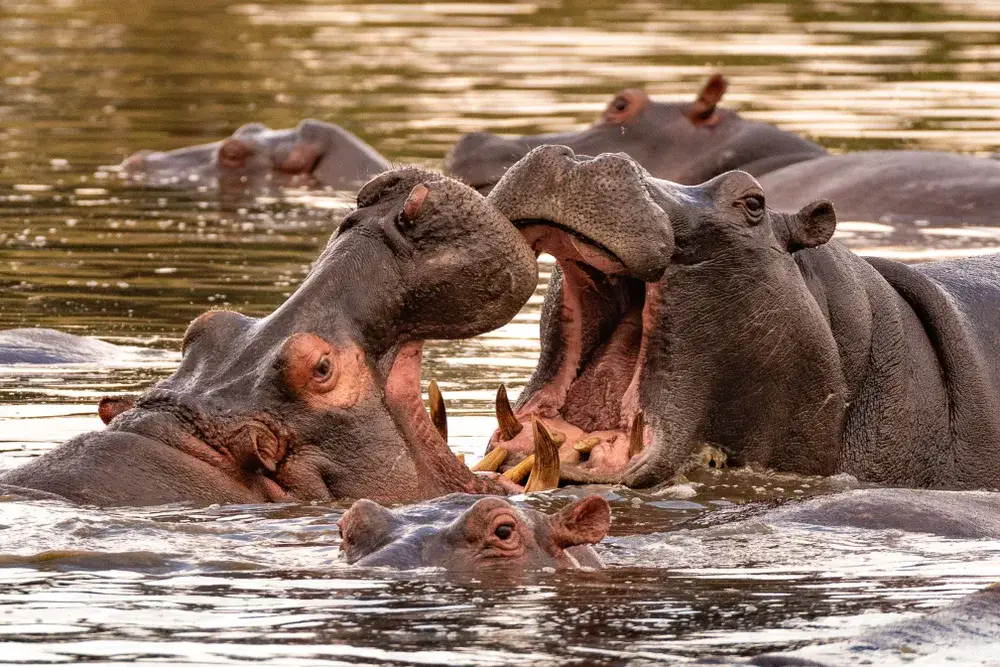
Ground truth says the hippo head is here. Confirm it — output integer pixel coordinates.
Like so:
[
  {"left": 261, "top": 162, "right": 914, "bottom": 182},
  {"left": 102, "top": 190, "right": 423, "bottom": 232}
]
[
  {"left": 338, "top": 493, "right": 610, "bottom": 572},
  {"left": 120, "top": 119, "right": 389, "bottom": 189},
  {"left": 483, "top": 145, "right": 845, "bottom": 487},
  {"left": 446, "top": 74, "right": 824, "bottom": 192},
  {"left": 86, "top": 168, "right": 545, "bottom": 505}
]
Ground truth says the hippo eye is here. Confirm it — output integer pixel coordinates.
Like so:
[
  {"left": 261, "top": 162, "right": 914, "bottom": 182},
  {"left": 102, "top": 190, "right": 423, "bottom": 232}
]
[
  {"left": 314, "top": 355, "right": 332, "bottom": 381},
  {"left": 743, "top": 195, "right": 764, "bottom": 214},
  {"left": 613, "top": 96, "right": 628, "bottom": 112},
  {"left": 494, "top": 524, "right": 514, "bottom": 540}
]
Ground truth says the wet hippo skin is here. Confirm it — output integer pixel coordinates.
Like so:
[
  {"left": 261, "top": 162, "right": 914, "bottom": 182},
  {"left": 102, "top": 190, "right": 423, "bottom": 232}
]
[
  {"left": 339, "top": 493, "right": 609, "bottom": 571},
  {"left": 446, "top": 75, "right": 1000, "bottom": 226},
  {"left": 0, "top": 328, "right": 170, "bottom": 365},
  {"left": 482, "top": 145, "right": 1000, "bottom": 490},
  {"left": 0, "top": 168, "right": 539, "bottom": 506},
  {"left": 120, "top": 119, "right": 390, "bottom": 190}
]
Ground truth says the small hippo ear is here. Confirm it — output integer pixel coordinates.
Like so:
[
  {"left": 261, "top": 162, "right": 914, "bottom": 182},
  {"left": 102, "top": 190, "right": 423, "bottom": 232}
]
[
  {"left": 400, "top": 183, "right": 431, "bottom": 224},
  {"left": 550, "top": 495, "right": 611, "bottom": 549},
  {"left": 785, "top": 199, "right": 837, "bottom": 252},
  {"left": 98, "top": 395, "right": 136, "bottom": 425},
  {"left": 688, "top": 74, "right": 728, "bottom": 125}
]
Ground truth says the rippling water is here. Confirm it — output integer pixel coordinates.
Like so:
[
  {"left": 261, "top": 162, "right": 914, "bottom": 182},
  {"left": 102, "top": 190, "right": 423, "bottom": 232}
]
[{"left": 3, "top": 0, "right": 1000, "bottom": 664}]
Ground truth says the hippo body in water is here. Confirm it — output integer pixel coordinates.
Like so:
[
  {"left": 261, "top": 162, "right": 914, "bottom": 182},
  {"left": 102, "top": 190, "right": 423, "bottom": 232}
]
[
  {"left": 747, "top": 581, "right": 1000, "bottom": 666},
  {"left": 482, "top": 146, "right": 1000, "bottom": 490},
  {"left": 0, "top": 169, "right": 546, "bottom": 506},
  {"left": 339, "top": 493, "right": 610, "bottom": 571},
  {"left": 447, "top": 76, "right": 1000, "bottom": 226},
  {"left": 121, "top": 119, "right": 390, "bottom": 190},
  {"left": 0, "top": 328, "right": 172, "bottom": 366}
]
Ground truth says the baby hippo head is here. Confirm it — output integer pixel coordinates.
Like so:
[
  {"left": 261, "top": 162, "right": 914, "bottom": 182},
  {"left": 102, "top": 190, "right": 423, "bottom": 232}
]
[{"left": 339, "top": 493, "right": 611, "bottom": 572}]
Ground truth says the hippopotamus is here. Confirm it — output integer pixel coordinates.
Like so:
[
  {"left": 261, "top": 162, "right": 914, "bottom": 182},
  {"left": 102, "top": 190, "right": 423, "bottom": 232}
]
[
  {"left": 0, "top": 328, "right": 174, "bottom": 366},
  {"left": 481, "top": 145, "right": 1000, "bottom": 490},
  {"left": 120, "top": 119, "right": 390, "bottom": 190},
  {"left": 0, "top": 168, "right": 547, "bottom": 506},
  {"left": 339, "top": 493, "right": 609, "bottom": 571},
  {"left": 446, "top": 76, "right": 1000, "bottom": 226},
  {"left": 748, "top": 582, "right": 1000, "bottom": 666}
]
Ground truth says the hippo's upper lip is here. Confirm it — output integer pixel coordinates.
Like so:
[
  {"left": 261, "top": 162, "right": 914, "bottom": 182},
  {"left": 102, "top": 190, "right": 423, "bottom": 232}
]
[{"left": 512, "top": 218, "right": 623, "bottom": 267}]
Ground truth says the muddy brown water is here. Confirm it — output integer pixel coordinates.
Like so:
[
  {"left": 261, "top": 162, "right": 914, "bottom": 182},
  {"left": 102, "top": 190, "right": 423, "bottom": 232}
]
[{"left": 3, "top": 1, "right": 1000, "bottom": 665}]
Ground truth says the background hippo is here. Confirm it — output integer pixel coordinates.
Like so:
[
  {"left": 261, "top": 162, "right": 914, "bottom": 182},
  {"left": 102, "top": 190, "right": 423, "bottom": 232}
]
[
  {"left": 0, "top": 168, "right": 539, "bottom": 506},
  {"left": 482, "top": 146, "right": 1000, "bottom": 490},
  {"left": 121, "top": 119, "right": 390, "bottom": 190},
  {"left": 339, "top": 493, "right": 609, "bottom": 571},
  {"left": 0, "top": 328, "right": 173, "bottom": 366},
  {"left": 447, "top": 76, "right": 1000, "bottom": 226}
]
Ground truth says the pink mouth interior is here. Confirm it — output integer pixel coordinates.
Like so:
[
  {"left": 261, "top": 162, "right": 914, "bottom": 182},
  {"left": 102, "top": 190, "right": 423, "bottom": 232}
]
[
  {"left": 490, "top": 223, "right": 655, "bottom": 481},
  {"left": 386, "top": 341, "right": 517, "bottom": 497}
]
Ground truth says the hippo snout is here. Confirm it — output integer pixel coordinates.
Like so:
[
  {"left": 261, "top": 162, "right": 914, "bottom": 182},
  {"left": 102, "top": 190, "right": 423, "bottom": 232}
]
[{"left": 488, "top": 145, "right": 675, "bottom": 282}]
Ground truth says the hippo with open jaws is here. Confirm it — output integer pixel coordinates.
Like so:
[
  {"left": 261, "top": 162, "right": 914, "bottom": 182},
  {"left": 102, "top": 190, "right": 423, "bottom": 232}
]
[
  {"left": 0, "top": 168, "right": 542, "bottom": 506},
  {"left": 339, "top": 493, "right": 610, "bottom": 572},
  {"left": 446, "top": 75, "right": 1000, "bottom": 226},
  {"left": 479, "top": 145, "right": 1000, "bottom": 490},
  {"left": 120, "top": 119, "right": 389, "bottom": 190}
]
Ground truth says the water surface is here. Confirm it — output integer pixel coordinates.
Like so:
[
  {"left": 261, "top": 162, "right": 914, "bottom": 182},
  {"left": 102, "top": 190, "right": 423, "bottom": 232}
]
[{"left": 3, "top": 0, "right": 1000, "bottom": 664}]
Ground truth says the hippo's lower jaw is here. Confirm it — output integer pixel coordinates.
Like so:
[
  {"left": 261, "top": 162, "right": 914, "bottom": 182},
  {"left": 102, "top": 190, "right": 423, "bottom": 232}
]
[
  {"left": 384, "top": 340, "right": 559, "bottom": 498},
  {"left": 482, "top": 223, "right": 656, "bottom": 485}
]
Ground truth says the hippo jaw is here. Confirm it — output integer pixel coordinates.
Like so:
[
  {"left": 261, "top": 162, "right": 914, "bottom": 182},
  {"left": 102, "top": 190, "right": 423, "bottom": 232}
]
[
  {"left": 18, "top": 166, "right": 547, "bottom": 507},
  {"left": 482, "top": 145, "right": 677, "bottom": 484}
]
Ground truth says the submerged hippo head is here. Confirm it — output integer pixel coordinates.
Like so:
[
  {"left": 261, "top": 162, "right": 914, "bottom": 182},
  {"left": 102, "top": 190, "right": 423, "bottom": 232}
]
[
  {"left": 339, "top": 493, "right": 610, "bottom": 571},
  {"left": 483, "top": 145, "right": 843, "bottom": 487},
  {"left": 2, "top": 169, "right": 543, "bottom": 506},
  {"left": 120, "top": 119, "right": 389, "bottom": 189},
  {"left": 446, "top": 75, "right": 824, "bottom": 192}
]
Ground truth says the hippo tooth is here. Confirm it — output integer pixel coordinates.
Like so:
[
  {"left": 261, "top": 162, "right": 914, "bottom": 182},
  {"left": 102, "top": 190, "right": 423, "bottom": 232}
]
[
  {"left": 628, "top": 411, "right": 645, "bottom": 459},
  {"left": 495, "top": 384, "right": 523, "bottom": 441},
  {"left": 428, "top": 379, "right": 447, "bottom": 442},
  {"left": 525, "top": 416, "right": 561, "bottom": 492},
  {"left": 573, "top": 436, "right": 601, "bottom": 453},
  {"left": 471, "top": 447, "right": 509, "bottom": 472},
  {"left": 502, "top": 454, "right": 535, "bottom": 484}
]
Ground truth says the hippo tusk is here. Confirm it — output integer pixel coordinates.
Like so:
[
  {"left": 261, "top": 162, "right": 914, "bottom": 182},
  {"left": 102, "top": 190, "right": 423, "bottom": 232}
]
[
  {"left": 472, "top": 447, "right": 509, "bottom": 472},
  {"left": 525, "top": 416, "right": 561, "bottom": 492},
  {"left": 573, "top": 435, "right": 601, "bottom": 453},
  {"left": 502, "top": 454, "right": 535, "bottom": 484},
  {"left": 628, "top": 411, "right": 645, "bottom": 459},
  {"left": 428, "top": 379, "right": 448, "bottom": 442},
  {"left": 495, "top": 384, "right": 523, "bottom": 441}
]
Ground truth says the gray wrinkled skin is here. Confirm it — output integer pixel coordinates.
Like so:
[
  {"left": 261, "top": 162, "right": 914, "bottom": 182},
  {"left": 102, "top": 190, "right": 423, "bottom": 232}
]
[
  {"left": 121, "top": 119, "right": 390, "bottom": 190},
  {"left": 493, "top": 147, "right": 1000, "bottom": 489},
  {"left": 339, "top": 493, "right": 608, "bottom": 572},
  {"left": 0, "top": 169, "right": 537, "bottom": 506},
  {"left": 447, "top": 78, "right": 1000, "bottom": 226},
  {"left": 488, "top": 145, "right": 673, "bottom": 282},
  {"left": 770, "top": 488, "right": 1000, "bottom": 539}
]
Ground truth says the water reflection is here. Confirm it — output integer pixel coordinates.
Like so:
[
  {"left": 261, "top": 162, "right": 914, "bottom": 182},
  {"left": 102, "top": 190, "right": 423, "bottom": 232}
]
[{"left": 4, "top": 0, "right": 1000, "bottom": 664}]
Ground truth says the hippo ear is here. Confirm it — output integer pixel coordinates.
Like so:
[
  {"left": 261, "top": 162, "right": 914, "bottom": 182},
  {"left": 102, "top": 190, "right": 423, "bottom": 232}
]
[
  {"left": 688, "top": 74, "right": 728, "bottom": 125},
  {"left": 550, "top": 495, "right": 611, "bottom": 549},
  {"left": 785, "top": 200, "right": 837, "bottom": 252},
  {"left": 400, "top": 183, "right": 431, "bottom": 224}
]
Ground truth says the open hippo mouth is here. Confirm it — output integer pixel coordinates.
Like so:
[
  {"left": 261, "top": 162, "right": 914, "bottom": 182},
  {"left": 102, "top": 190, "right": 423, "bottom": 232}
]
[{"left": 481, "top": 145, "right": 674, "bottom": 484}]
